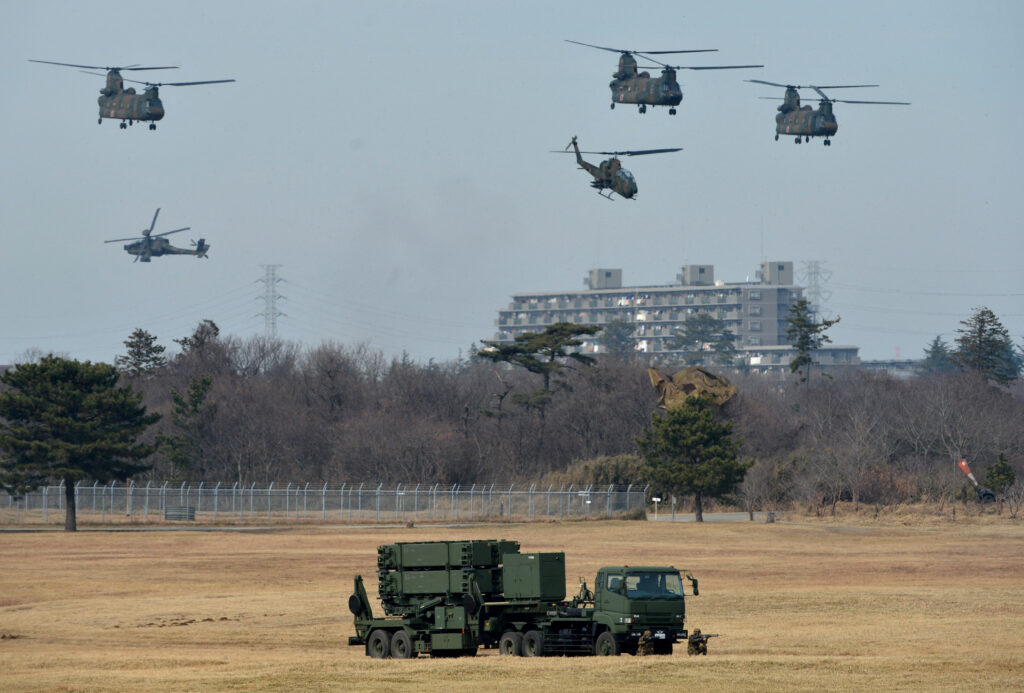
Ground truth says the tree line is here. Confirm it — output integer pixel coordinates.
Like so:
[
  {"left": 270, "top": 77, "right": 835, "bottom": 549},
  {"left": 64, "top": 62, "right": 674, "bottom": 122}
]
[{"left": 2, "top": 305, "right": 1022, "bottom": 529}]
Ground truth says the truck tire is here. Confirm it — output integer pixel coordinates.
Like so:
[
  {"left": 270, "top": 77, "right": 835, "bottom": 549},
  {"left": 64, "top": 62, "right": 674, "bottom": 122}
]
[
  {"left": 499, "top": 631, "right": 524, "bottom": 656},
  {"left": 390, "top": 630, "right": 414, "bottom": 659},
  {"left": 368, "top": 629, "right": 390, "bottom": 659},
  {"left": 522, "top": 630, "right": 545, "bottom": 657},
  {"left": 348, "top": 594, "right": 363, "bottom": 616},
  {"left": 594, "top": 631, "right": 620, "bottom": 656}
]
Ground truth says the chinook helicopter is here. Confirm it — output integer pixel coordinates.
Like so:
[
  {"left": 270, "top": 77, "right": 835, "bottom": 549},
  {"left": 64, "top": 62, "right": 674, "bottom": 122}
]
[
  {"left": 746, "top": 80, "right": 910, "bottom": 145},
  {"left": 105, "top": 208, "right": 209, "bottom": 262},
  {"left": 566, "top": 40, "right": 762, "bottom": 114},
  {"left": 29, "top": 60, "right": 234, "bottom": 129},
  {"left": 554, "top": 136, "right": 681, "bottom": 200}
]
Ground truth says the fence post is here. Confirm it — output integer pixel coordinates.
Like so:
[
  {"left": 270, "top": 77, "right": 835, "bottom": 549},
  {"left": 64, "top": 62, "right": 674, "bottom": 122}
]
[
  {"left": 267, "top": 482, "right": 274, "bottom": 521},
  {"left": 92, "top": 481, "right": 99, "bottom": 513},
  {"left": 357, "top": 483, "right": 364, "bottom": 519},
  {"left": 322, "top": 483, "right": 328, "bottom": 520},
  {"left": 625, "top": 484, "right": 634, "bottom": 513},
  {"left": 395, "top": 483, "right": 403, "bottom": 520},
  {"left": 197, "top": 482, "right": 204, "bottom": 514},
  {"left": 606, "top": 484, "right": 614, "bottom": 517},
  {"left": 507, "top": 484, "right": 514, "bottom": 520},
  {"left": 413, "top": 483, "right": 420, "bottom": 520},
  {"left": 126, "top": 480, "right": 133, "bottom": 518},
  {"left": 213, "top": 482, "right": 221, "bottom": 521},
  {"left": 42, "top": 485, "right": 48, "bottom": 524},
  {"left": 231, "top": 482, "right": 238, "bottom": 517},
  {"left": 339, "top": 482, "right": 346, "bottom": 520}
]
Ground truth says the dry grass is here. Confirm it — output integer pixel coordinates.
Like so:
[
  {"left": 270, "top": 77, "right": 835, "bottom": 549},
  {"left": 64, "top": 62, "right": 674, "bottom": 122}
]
[{"left": 1, "top": 518, "right": 1022, "bottom": 692}]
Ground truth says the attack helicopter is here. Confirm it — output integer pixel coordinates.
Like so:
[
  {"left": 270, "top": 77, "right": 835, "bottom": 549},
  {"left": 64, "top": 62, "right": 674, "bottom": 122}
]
[
  {"left": 29, "top": 60, "right": 235, "bottom": 129},
  {"left": 105, "top": 208, "right": 209, "bottom": 262},
  {"left": 746, "top": 80, "right": 909, "bottom": 146},
  {"left": 566, "top": 40, "right": 762, "bottom": 114},
  {"left": 553, "top": 136, "right": 681, "bottom": 200}
]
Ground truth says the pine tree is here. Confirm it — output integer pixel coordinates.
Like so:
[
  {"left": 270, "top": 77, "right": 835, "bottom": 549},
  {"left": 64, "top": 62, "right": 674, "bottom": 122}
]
[
  {"left": 155, "top": 376, "right": 216, "bottom": 480},
  {"left": 115, "top": 328, "right": 167, "bottom": 378},
  {"left": 786, "top": 298, "right": 840, "bottom": 384},
  {"left": 918, "top": 336, "right": 956, "bottom": 375},
  {"left": 479, "top": 322, "right": 600, "bottom": 394},
  {"left": 597, "top": 319, "right": 636, "bottom": 360},
  {"left": 635, "top": 396, "right": 749, "bottom": 522},
  {"left": 667, "top": 313, "right": 737, "bottom": 367},
  {"left": 0, "top": 356, "right": 159, "bottom": 531},
  {"left": 952, "top": 307, "right": 1019, "bottom": 385}
]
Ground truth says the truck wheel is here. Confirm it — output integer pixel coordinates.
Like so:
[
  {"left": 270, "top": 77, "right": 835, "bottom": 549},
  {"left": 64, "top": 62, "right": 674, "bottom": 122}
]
[
  {"left": 522, "top": 630, "right": 545, "bottom": 657},
  {"left": 499, "top": 631, "right": 524, "bottom": 656},
  {"left": 390, "top": 630, "right": 414, "bottom": 659},
  {"left": 367, "top": 629, "right": 390, "bottom": 659},
  {"left": 348, "top": 594, "right": 363, "bottom": 616},
  {"left": 594, "top": 631, "right": 620, "bottom": 656}
]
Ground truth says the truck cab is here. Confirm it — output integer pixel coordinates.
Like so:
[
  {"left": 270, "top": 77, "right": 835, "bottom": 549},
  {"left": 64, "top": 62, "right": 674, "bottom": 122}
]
[{"left": 591, "top": 566, "right": 696, "bottom": 655}]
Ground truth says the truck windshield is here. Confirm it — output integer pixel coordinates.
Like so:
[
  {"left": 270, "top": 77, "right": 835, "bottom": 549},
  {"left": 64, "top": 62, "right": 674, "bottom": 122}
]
[{"left": 624, "top": 572, "right": 684, "bottom": 599}]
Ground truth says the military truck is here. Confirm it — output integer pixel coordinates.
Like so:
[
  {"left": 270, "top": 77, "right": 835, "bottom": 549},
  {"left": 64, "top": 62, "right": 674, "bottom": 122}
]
[{"left": 347, "top": 539, "right": 700, "bottom": 658}]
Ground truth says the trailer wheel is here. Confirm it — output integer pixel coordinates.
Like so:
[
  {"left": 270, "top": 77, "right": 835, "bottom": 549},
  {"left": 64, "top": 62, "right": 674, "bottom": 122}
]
[
  {"left": 594, "top": 631, "right": 620, "bottom": 656},
  {"left": 390, "top": 630, "right": 414, "bottom": 659},
  {"left": 367, "top": 629, "right": 390, "bottom": 659},
  {"left": 522, "top": 630, "right": 545, "bottom": 657},
  {"left": 499, "top": 631, "right": 524, "bottom": 656}
]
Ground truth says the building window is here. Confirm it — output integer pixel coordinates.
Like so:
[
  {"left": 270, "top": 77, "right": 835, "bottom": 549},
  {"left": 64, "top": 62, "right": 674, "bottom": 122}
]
[
  {"left": 749, "top": 290, "right": 761, "bottom": 301},
  {"left": 748, "top": 336, "right": 761, "bottom": 346},
  {"left": 749, "top": 305, "right": 762, "bottom": 316},
  {"left": 750, "top": 321, "right": 761, "bottom": 331}
]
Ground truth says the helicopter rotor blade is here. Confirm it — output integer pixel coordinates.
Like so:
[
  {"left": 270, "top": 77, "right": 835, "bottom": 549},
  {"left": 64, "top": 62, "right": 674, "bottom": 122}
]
[
  {"left": 146, "top": 208, "right": 160, "bottom": 236},
  {"left": 746, "top": 80, "right": 882, "bottom": 90},
  {"left": 30, "top": 59, "right": 178, "bottom": 71},
  {"left": 829, "top": 99, "right": 911, "bottom": 105},
  {"left": 153, "top": 227, "right": 191, "bottom": 238},
  {"left": 613, "top": 148, "right": 683, "bottom": 156},
  {"left": 565, "top": 40, "right": 716, "bottom": 55},
  {"left": 105, "top": 236, "right": 145, "bottom": 243},
  {"left": 641, "top": 63, "right": 763, "bottom": 70}
]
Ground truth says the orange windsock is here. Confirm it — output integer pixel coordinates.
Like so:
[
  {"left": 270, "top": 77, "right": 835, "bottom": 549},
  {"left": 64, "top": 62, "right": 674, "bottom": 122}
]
[{"left": 957, "top": 459, "right": 978, "bottom": 485}]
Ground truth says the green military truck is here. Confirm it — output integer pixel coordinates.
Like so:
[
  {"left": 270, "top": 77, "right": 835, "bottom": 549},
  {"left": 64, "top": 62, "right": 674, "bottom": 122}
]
[{"left": 347, "top": 539, "right": 701, "bottom": 658}]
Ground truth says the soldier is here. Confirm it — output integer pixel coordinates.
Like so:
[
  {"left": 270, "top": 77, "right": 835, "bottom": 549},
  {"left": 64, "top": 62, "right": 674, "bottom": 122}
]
[
  {"left": 687, "top": 628, "right": 708, "bottom": 656},
  {"left": 636, "top": 630, "right": 654, "bottom": 656}
]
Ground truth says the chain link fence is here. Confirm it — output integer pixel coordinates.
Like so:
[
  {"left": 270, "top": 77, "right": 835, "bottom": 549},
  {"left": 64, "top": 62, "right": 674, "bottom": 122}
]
[{"left": 0, "top": 481, "right": 649, "bottom": 526}]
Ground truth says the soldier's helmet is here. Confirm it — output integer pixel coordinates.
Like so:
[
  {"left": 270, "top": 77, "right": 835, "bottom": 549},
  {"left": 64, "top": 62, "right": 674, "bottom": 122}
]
[
  {"left": 644, "top": 630, "right": 652, "bottom": 636},
  {"left": 693, "top": 628, "right": 701, "bottom": 635}
]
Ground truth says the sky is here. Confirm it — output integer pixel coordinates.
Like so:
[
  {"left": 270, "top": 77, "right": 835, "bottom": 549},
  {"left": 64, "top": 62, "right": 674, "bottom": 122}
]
[{"left": 1, "top": 0, "right": 1022, "bottom": 365}]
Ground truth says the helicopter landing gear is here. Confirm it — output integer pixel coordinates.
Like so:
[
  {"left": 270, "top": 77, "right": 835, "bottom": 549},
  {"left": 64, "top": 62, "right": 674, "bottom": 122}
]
[
  {"left": 804, "top": 136, "right": 809, "bottom": 143},
  {"left": 638, "top": 104, "right": 647, "bottom": 114},
  {"left": 149, "top": 123, "right": 156, "bottom": 130},
  {"left": 610, "top": 102, "right": 615, "bottom": 110},
  {"left": 794, "top": 136, "right": 801, "bottom": 144},
  {"left": 669, "top": 108, "right": 677, "bottom": 115},
  {"left": 775, "top": 134, "right": 779, "bottom": 141},
  {"left": 823, "top": 139, "right": 831, "bottom": 146},
  {"left": 120, "top": 121, "right": 127, "bottom": 129},
  {"left": 98, "top": 117, "right": 102, "bottom": 125}
]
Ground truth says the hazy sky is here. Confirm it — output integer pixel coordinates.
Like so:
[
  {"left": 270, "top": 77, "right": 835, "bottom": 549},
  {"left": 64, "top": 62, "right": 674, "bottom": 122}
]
[{"left": 2, "top": 1, "right": 1022, "bottom": 365}]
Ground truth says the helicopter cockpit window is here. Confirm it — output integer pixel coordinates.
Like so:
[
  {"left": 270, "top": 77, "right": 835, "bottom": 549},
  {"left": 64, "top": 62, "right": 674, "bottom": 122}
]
[{"left": 616, "top": 170, "right": 635, "bottom": 183}]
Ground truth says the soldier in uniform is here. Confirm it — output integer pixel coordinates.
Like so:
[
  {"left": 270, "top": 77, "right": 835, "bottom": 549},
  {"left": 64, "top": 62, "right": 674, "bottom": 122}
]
[
  {"left": 636, "top": 629, "right": 654, "bottom": 656},
  {"left": 687, "top": 628, "right": 708, "bottom": 656}
]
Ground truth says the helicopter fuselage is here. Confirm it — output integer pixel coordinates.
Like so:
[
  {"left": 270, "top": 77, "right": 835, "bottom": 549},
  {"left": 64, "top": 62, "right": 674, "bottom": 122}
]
[
  {"left": 608, "top": 54, "right": 682, "bottom": 113},
  {"left": 123, "top": 237, "right": 208, "bottom": 262},
  {"left": 96, "top": 71, "right": 164, "bottom": 127},
  {"left": 574, "top": 151, "right": 637, "bottom": 199},
  {"left": 772, "top": 87, "right": 838, "bottom": 143}
]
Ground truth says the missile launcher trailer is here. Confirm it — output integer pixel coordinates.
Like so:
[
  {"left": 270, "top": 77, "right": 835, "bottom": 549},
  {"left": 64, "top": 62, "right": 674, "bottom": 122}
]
[{"left": 348, "top": 539, "right": 701, "bottom": 658}]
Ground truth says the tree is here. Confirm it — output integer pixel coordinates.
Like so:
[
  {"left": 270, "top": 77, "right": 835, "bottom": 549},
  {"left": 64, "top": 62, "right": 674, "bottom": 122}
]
[
  {"left": 635, "top": 396, "right": 749, "bottom": 521},
  {"left": 115, "top": 328, "right": 167, "bottom": 378},
  {"left": 597, "top": 320, "right": 636, "bottom": 361},
  {"left": 0, "top": 356, "right": 159, "bottom": 531},
  {"left": 786, "top": 298, "right": 840, "bottom": 384},
  {"left": 478, "top": 322, "right": 601, "bottom": 397},
  {"left": 918, "top": 336, "right": 956, "bottom": 375},
  {"left": 668, "top": 313, "right": 737, "bottom": 367},
  {"left": 156, "top": 376, "right": 216, "bottom": 480},
  {"left": 952, "top": 307, "right": 1019, "bottom": 385},
  {"left": 984, "top": 453, "right": 1015, "bottom": 494}
]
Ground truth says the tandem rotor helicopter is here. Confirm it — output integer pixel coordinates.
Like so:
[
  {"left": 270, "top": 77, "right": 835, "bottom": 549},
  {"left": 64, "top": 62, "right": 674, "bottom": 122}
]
[
  {"left": 29, "top": 60, "right": 235, "bottom": 129},
  {"left": 746, "top": 80, "right": 910, "bottom": 145},
  {"left": 105, "top": 208, "right": 209, "bottom": 262},
  {"left": 567, "top": 40, "right": 762, "bottom": 114},
  {"left": 553, "top": 136, "right": 681, "bottom": 200}
]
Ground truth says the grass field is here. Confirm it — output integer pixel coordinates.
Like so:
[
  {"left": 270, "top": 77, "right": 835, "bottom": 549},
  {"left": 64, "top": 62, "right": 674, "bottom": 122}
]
[{"left": 1, "top": 517, "right": 1022, "bottom": 692}]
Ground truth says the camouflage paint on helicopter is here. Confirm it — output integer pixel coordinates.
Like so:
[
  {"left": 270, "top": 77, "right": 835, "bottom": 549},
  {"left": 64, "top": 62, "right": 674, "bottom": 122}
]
[
  {"left": 104, "top": 208, "right": 210, "bottom": 262},
  {"left": 747, "top": 80, "right": 910, "bottom": 146},
  {"left": 567, "top": 41, "right": 762, "bottom": 115},
  {"left": 29, "top": 60, "right": 234, "bottom": 130},
  {"left": 554, "top": 136, "right": 681, "bottom": 200}
]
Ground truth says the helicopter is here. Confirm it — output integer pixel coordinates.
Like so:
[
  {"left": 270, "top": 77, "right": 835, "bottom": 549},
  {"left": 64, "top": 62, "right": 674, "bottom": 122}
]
[
  {"left": 29, "top": 60, "right": 235, "bottom": 129},
  {"left": 746, "top": 80, "right": 910, "bottom": 145},
  {"left": 553, "top": 136, "right": 681, "bottom": 200},
  {"left": 566, "top": 40, "right": 762, "bottom": 114},
  {"left": 105, "top": 208, "right": 209, "bottom": 262}
]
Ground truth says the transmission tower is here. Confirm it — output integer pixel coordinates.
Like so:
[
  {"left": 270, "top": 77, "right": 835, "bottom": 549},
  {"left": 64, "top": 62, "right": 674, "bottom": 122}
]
[
  {"left": 256, "top": 264, "right": 286, "bottom": 338},
  {"left": 800, "top": 260, "right": 833, "bottom": 318}
]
